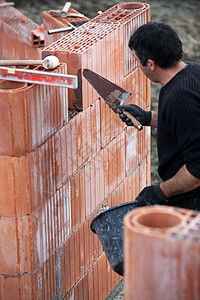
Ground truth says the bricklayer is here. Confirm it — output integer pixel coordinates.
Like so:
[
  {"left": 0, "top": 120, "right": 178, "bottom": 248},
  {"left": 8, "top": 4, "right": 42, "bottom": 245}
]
[{"left": 42, "top": 2, "right": 150, "bottom": 109}]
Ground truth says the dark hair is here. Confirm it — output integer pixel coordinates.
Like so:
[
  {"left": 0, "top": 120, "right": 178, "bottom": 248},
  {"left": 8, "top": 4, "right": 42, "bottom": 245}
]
[{"left": 129, "top": 22, "right": 183, "bottom": 68}]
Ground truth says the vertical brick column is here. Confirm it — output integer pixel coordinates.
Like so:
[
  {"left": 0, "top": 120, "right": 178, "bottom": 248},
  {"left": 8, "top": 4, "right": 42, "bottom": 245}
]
[{"left": 124, "top": 206, "right": 200, "bottom": 300}]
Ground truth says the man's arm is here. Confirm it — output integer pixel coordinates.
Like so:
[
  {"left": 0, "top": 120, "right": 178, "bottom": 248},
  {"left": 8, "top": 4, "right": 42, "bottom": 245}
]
[
  {"left": 160, "top": 165, "right": 200, "bottom": 197},
  {"left": 134, "top": 165, "right": 200, "bottom": 207}
]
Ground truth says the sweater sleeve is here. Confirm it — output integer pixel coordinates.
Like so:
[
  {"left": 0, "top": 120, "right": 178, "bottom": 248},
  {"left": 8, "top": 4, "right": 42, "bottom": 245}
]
[{"left": 167, "top": 84, "right": 200, "bottom": 179}]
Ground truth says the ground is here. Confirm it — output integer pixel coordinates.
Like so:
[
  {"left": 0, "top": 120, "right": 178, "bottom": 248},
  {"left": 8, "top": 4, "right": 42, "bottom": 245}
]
[{"left": 15, "top": 0, "right": 200, "bottom": 298}]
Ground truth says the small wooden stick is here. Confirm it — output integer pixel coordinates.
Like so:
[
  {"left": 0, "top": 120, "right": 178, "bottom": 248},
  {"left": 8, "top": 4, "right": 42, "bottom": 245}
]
[
  {"left": 0, "top": 56, "right": 59, "bottom": 70},
  {"left": 124, "top": 111, "right": 143, "bottom": 131}
]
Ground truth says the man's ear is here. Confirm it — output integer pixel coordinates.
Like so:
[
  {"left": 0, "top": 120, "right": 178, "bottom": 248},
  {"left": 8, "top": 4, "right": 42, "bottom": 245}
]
[{"left": 146, "top": 59, "right": 156, "bottom": 71}]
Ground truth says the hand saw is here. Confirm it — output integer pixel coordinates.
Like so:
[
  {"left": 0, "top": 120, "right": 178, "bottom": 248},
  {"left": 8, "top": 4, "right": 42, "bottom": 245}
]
[{"left": 83, "top": 69, "right": 143, "bottom": 131}]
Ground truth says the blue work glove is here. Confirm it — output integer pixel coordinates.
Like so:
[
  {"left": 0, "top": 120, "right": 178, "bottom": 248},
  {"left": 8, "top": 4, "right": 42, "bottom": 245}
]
[
  {"left": 117, "top": 104, "right": 151, "bottom": 126},
  {"left": 135, "top": 184, "right": 169, "bottom": 207}
]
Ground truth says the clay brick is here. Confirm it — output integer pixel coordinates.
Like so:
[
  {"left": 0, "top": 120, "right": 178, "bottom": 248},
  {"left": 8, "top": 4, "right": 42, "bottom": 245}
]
[
  {"left": 103, "top": 130, "right": 126, "bottom": 198},
  {"left": 0, "top": 64, "right": 68, "bottom": 156},
  {"left": 0, "top": 155, "right": 31, "bottom": 216},
  {"left": 124, "top": 206, "right": 200, "bottom": 300},
  {"left": 71, "top": 170, "right": 85, "bottom": 231},
  {"left": 0, "top": 277, "right": 21, "bottom": 300},
  {"left": 68, "top": 251, "right": 121, "bottom": 300},
  {"left": 54, "top": 98, "right": 101, "bottom": 190},
  {"left": 0, "top": 216, "right": 18, "bottom": 274},
  {"left": 0, "top": 6, "right": 43, "bottom": 59},
  {"left": 125, "top": 126, "right": 138, "bottom": 176}
]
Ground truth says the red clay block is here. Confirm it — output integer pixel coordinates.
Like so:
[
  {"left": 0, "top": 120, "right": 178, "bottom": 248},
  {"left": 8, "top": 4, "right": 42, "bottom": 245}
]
[
  {"left": 94, "top": 151, "right": 105, "bottom": 208},
  {"left": 103, "top": 130, "right": 126, "bottom": 197},
  {"left": 71, "top": 172, "right": 82, "bottom": 231},
  {"left": 0, "top": 64, "right": 68, "bottom": 156},
  {"left": 54, "top": 99, "right": 100, "bottom": 190},
  {"left": 125, "top": 126, "right": 138, "bottom": 176},
  {"left": 0, "top": 276, "right": 21, "bottom": 300},
  {"left": 124, "top": 206, "right": 200, "bottom": 300},
  {"left": 0, "top": 216, "right": 18, "bottom": 274},
  {"left": 0, "top": 155, "right": 31, "bottom": 216},
  {"left": 0, "top": 6, "right": 43, "bottom": 59}
]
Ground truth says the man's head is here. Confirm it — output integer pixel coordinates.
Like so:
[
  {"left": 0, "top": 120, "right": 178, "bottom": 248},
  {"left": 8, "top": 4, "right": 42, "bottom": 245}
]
[{"left": 129, "top": 22, "right": 183, "bottom": 69}]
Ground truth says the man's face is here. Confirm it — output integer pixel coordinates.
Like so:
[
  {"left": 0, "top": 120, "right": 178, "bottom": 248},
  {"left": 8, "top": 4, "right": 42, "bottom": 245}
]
[{"left": 132, "top": 50, "right": 159, "bottom": 83}]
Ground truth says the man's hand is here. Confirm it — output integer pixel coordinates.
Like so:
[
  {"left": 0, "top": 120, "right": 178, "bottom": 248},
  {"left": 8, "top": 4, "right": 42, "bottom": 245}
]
[
  {"left": 135, "top": 184, "right": 169, "bottom": 207},
  {"left": 117, "top": 104, "right": 151, "bottom": 127}
]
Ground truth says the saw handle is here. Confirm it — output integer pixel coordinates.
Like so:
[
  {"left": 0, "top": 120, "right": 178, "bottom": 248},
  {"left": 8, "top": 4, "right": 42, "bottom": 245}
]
[{"left": 124, "top": 111, "right": 143, "bottom": 131}]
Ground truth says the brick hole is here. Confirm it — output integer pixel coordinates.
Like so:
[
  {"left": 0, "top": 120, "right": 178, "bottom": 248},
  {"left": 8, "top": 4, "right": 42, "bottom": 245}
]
[
  {"left": 134, "top": 211, "right": 183, "bottom": 229},
  {"left": 0, "top": 80, "right": 26, "bottom": 90},
  {"left": 113, "top": 13, "right": 127, "bottom": 21},
  {"left": 118, "top": 3, "right": 145, "bottom": 10}
]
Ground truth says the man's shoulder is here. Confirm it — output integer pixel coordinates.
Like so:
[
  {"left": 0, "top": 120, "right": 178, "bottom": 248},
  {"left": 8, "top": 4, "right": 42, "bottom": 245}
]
[{"left": 184, "top": 62, "right": 200, "bottom": 77}]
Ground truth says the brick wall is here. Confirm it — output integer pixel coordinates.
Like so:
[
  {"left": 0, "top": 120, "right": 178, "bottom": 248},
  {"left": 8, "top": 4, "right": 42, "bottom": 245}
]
[{"left": 0, "top": 2, "right": 151, "bottom": 299}]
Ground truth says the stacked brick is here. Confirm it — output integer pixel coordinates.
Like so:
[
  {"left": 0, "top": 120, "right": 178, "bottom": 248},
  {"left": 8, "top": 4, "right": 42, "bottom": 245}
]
[
  {"left": 43, "top": 8, "right": 89, "bottom": 47},
  {"left": 0, "top": 2, "right": 151, "bottom": 299},
  {"left": 0, "top": 2, "right": 44, "bottom": 60},
  {"left": 43, "top": 2, "right": 151, "bottom": 109},
  {"left": 124, "top": 206, "right": 200, "bottom": 300}
]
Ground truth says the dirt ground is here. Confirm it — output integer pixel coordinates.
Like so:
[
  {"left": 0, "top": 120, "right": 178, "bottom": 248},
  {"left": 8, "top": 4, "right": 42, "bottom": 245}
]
[{"left": 15, "top": 0, "right": 200, "bottom": 298}]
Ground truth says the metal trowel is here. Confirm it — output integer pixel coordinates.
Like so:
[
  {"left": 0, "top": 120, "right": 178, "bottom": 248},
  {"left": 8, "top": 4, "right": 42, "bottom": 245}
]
[{"left": 83, "top": 69, "right": 143, "bottom": 130}]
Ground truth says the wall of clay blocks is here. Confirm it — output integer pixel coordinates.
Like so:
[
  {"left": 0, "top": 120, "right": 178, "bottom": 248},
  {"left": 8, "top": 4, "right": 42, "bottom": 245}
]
[
  {"left": 0, "top": 2, "right": 151, "bottom": 299},
  {"left": 43, "top": 2, "right": 151, "bottom": 109}
]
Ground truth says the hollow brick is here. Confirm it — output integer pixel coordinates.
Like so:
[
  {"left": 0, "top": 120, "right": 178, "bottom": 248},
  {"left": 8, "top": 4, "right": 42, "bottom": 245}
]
[{"left": 124, "top": 206, "right": 200, "bottom": 300}]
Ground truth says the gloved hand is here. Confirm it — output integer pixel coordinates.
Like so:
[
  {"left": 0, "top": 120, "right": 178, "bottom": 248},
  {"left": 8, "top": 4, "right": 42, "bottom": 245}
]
[
  {"left": 135, "top": 184, "right": 169, "bottom": 207},
  {"left": 117, "top": 104, "right": 151, "bottom": 127}
]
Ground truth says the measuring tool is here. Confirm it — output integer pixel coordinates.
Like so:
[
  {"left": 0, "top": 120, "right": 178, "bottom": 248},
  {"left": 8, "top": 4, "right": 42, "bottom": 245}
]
[{"left": 0, "top": 66, "right": 78, "bottom": 89}]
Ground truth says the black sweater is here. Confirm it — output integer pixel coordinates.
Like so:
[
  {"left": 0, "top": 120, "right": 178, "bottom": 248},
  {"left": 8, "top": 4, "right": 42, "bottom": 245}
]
[{"left": 157, "top": 62, "right": 200, "bottom": 181}]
